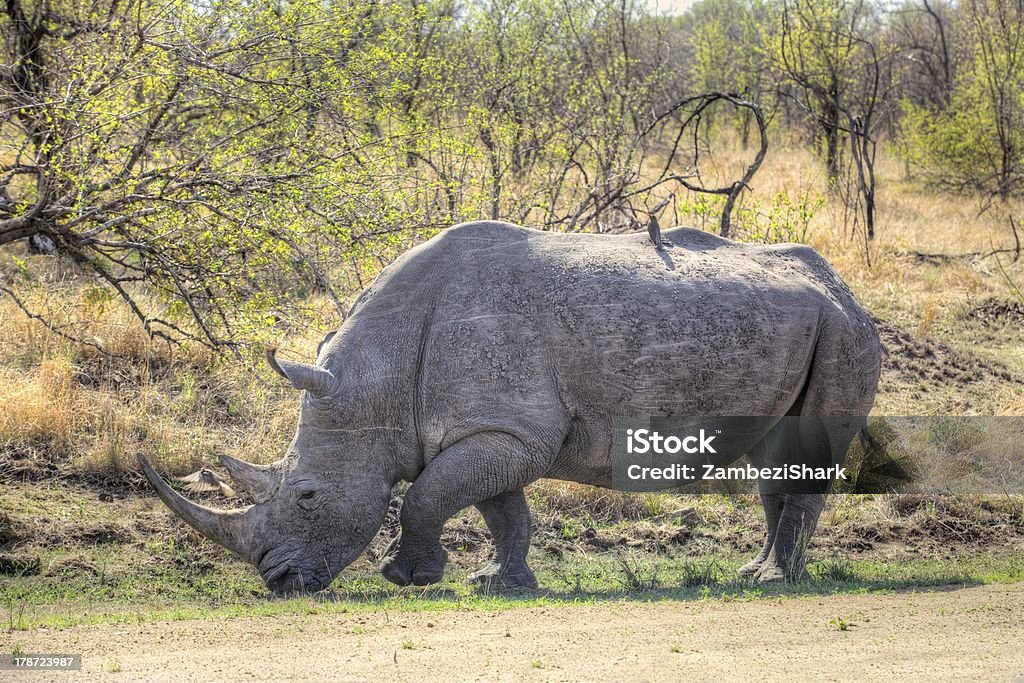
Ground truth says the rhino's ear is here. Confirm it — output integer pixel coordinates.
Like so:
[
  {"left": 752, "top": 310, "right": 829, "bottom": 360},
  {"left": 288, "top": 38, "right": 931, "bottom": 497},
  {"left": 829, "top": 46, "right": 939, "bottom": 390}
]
[
  {"left": 266, "top": 348, "right": 338, "bottom": 398},
  {"left": 316, "top": 331, "right": 337, "bottom": 358}
]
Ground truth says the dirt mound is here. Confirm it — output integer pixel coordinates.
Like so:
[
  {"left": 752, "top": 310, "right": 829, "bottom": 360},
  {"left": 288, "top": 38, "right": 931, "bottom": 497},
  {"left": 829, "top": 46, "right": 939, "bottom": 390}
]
[
  {"left": 874, "top": 317, "right": 1020, "bottom": 388},
  {"left": 818, "top": 494, "right": 1024, "bottom": 556},
  {"left": 21, "top": 516, "right": 143, "bottom": 548},
  {"left": 0, "top": 553, "right": 40, "bottom": 575},
  {"left": 45, "top": 553, "right": 100, "bottom": 577},
  {"left": 963, "top": 298, "right": 1024, "bottom": 326},
  {"left": 0, "top": 453, "right": 62, "bottom": 481},
  {"left": 0, "top": 511, "right": 29, "bottom": 548},
  {"left": 0, "top": 486, "right": 206, "bottom": 556},
  {"left": 73, "top": 520, "right": 137, "bottom": 545}
]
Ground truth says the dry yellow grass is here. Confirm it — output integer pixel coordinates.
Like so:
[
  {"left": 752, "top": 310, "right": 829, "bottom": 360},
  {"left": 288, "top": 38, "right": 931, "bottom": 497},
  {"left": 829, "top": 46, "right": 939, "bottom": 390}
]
[
  {"left": 0, "top": 283, "right": 308, "bottom": 476},
  {"left": 635, "top": 134, "right": 1020, "bottom": 315},
  {"left": 806, "top": 150, "right": 1019, "bottom": 316}
]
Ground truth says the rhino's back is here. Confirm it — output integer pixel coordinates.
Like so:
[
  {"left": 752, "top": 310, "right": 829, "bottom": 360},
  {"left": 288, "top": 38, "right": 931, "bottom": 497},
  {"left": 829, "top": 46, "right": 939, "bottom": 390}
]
[
  {"left": 428, "top": 221, "right": 864, "bottom": 335},
  {"left": 432, "top": 221, "right": 852, "bottom": 304},
  {"left": 417, "top": 221, "right": 864, "bottom": 404}
]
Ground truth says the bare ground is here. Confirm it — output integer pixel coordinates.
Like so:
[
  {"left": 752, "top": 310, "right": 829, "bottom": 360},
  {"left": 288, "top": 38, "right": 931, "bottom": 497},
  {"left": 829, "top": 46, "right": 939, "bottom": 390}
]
[{"left": 4, "top": 583, "right": 1023, "bottom": 682}]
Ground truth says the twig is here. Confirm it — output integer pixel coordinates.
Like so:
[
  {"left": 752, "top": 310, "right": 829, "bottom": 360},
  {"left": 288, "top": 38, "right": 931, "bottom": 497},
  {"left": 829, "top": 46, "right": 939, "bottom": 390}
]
[
  {"left": 0, "top": 283, "right": 124, "bottom": 357},
  {"left": 1009, "top": 215, "right": 1021, "bottom": 263}
]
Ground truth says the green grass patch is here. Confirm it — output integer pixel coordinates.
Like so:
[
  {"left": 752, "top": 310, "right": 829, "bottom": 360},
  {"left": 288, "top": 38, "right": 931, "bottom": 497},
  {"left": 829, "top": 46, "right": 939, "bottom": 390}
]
[{"left": 3, "top": 548, "right": 1023, "bottom": 632}]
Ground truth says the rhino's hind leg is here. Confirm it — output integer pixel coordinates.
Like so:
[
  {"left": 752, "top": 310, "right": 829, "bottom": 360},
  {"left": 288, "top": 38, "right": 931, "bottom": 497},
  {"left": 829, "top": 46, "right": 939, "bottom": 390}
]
[
  {"left": 738, "top": 492, "right": 785, "bottom": 577},
  {"left": 751, "top": 415, "right": 859, "bottom": 583},
  {"left": 468, "top": 489, "right": 538, "bottom": 589},
  {"left": 380, "top": 432, "right": 549, "bottom": 588},
  {"left": 753, "top": 493, "right": 826, "bottom": 583}
]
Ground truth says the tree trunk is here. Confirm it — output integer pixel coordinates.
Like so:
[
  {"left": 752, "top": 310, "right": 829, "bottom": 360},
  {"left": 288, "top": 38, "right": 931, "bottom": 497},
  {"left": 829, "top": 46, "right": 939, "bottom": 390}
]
[{"left": 823, "top": 101, "right": 841, "bottom": 183}]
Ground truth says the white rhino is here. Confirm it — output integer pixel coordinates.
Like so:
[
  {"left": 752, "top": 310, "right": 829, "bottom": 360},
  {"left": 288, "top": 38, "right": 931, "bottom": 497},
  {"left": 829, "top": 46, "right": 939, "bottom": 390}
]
[{"left": 140, "top": 221, "right": 881, "bottom": 593}]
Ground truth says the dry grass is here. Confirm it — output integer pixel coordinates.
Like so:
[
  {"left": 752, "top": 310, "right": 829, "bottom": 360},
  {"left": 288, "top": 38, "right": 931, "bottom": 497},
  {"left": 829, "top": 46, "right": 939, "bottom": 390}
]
[
  {"left": 0, "top": 281, "right": 309, "bottom": 478},
  {"left": 526, "top": 480, "right": 699, "bottom": 525},
  {"left": 657, "top": 139, "right": 1023, "bottom": 343}
]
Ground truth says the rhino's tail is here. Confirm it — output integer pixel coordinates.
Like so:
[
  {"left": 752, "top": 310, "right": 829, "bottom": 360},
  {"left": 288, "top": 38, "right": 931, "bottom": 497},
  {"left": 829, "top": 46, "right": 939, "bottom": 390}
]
[
  {"left": 858, "top": 424, "right": 880, "bottom": 453},
  {"left": 843, "top": 420, "right": 916, "bottom": 494}
]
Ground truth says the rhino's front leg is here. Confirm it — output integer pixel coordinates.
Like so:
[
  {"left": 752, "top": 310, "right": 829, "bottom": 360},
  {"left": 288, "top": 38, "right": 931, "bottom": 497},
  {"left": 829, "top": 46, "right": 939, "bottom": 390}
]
[
  {"left": 467, "top": 489, "right": 537, "bottom": 589},
  {"left": 380, "top": 432, "right": 548, "bottom": 587}
]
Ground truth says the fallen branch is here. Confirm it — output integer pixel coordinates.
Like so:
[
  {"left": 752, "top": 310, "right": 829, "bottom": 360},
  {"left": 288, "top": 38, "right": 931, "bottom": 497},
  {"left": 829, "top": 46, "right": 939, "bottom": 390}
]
[{"left": 905, "top": 247, "right": 1023, "bottom": 266}]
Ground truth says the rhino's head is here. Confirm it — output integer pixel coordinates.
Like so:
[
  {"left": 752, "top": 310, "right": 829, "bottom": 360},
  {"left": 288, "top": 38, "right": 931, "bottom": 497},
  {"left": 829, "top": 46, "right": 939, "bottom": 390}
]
[{"left": 139, "top": 345, "right": 395, "bottom": 595}]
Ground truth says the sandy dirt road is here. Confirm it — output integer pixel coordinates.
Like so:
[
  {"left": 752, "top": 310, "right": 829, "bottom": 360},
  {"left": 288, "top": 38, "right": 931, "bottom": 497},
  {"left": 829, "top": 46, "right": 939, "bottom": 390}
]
[{"left": 3, "top": 583, "right": 1023, "bottom": 682}]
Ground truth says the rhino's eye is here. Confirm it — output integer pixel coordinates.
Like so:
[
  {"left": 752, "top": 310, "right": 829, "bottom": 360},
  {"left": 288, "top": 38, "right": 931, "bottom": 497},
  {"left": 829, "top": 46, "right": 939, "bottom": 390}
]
[{"left": 296, "top": 488, "right": 322, "bottom": 510}]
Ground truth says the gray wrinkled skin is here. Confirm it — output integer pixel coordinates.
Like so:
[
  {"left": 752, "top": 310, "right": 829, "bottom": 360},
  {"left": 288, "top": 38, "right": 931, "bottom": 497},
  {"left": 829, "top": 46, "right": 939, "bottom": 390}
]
[{"left": 141, "top": 221, "right": 881, "bottom": 593}]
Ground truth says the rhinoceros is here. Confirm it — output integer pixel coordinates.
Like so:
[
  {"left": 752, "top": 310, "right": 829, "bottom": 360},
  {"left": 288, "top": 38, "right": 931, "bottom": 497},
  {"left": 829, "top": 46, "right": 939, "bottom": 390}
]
[{"left": 139, "top": 221, "right": 880, "bottom": 593}]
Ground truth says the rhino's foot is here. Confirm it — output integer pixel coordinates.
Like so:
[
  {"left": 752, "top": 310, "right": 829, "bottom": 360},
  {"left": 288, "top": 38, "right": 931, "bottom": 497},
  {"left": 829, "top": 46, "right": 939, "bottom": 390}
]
[
  {"left": 753, "top": 563, "right": 786, "bottom": 583},
  {"left": 467, "top": 560, "right": 538, "bottom": 590},
  {"left": 753, "top": 561, "right": 809, "bottom": 583},
  {"left": 380, "top": 545, "right": 448, "bottom": 587},
  {"left": 737, "top": 557, "right": 764, "bottom": 577}
]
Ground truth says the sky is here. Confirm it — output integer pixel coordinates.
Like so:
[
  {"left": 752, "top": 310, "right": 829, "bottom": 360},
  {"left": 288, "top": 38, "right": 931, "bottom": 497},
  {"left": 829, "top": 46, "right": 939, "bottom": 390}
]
[{"left": 646, "top": 0, "right": 697, "bottom": 15}]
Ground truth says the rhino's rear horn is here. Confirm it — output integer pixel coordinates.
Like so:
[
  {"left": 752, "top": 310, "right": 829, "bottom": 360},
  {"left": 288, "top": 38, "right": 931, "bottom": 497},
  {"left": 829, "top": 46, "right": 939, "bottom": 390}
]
[
  {"left": 219, "top": 454, "right": 283, "bottom": 503},
  {"left": 266, "top": 348, "right": 339, "bottom": 398}
]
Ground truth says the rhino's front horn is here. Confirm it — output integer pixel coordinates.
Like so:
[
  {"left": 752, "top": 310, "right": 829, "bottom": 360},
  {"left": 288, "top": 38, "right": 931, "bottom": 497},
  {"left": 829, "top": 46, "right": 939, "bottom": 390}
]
[
  {"left": 266, "top": 348, "right": 338, "bottom": 398},
  {"left": 137, "top": 454, "right": 259, "bottom": 564},
  {"left": 219, "top": 454, "right": 282, "bottom": 503}
]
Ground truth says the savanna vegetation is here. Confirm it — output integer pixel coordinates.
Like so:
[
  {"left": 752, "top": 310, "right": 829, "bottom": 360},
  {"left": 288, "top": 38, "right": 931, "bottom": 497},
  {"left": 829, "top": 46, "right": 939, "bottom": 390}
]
[{"left": 1, "top": 0, "right": 1023, "bottom": 627}]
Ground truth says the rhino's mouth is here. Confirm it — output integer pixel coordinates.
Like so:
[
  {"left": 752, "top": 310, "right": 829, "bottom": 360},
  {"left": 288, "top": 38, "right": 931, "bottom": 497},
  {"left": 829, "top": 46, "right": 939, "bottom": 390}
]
[
  {"left": 267, "top": 570, "right": 327, "bottom": 595},
  {"left": 258, "top": 549, "right": 329, "bottom": 595}
]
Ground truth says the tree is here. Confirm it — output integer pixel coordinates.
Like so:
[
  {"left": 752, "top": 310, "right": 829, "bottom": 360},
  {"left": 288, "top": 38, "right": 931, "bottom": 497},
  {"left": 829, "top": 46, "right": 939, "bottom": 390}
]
[
  {"left": 902, "top": 0, "right": 1024, "bottom": 200},
  {"left": 1, "top": 0, "right": 775, "bottom": 353},
  {"left": 396, "top": 0, "right": 695, "bottom": 233},
  {"left": 769, "top": 0, "right": 895, "bottom": 239},
  {"left": 684, "top": 0, "right": 770, "bottom": 148},
  {"left": 0, "top": 0, "right": 437, "bottom": 351},
  {"left": 889, "top": 0, "right": 961, "bottom": 111},
  {"left": 770, "top": 0, "right": 866, "bottom": 180}
]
